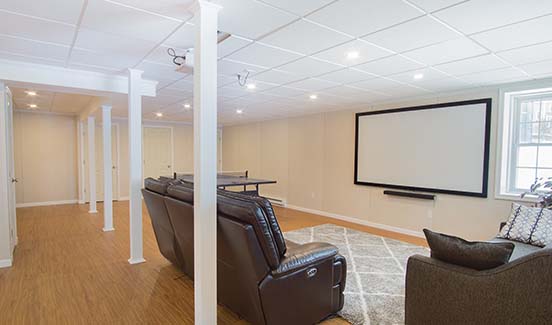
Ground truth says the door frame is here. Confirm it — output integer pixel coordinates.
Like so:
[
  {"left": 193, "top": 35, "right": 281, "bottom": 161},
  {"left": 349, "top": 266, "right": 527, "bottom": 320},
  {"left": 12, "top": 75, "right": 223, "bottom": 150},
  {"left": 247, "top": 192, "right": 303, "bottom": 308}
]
[
  {"left": 142, "top": 125, "right": 174, "bottom": 178},
  {"left": 78, "top": 122, "right": 121, "bottom": 202}
]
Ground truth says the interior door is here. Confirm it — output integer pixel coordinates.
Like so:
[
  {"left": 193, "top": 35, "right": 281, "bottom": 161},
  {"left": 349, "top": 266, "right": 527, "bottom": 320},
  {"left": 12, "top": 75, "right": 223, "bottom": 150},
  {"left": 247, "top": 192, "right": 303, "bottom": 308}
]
[
  {"left": 5, "top": 88, "right": 16, "bottom": 249},
  {"left": 95, "top": 125, "right": 118, "bottom": 201},
  {"left": 143, "top": 127, "right": 172, "bottom": 178}
]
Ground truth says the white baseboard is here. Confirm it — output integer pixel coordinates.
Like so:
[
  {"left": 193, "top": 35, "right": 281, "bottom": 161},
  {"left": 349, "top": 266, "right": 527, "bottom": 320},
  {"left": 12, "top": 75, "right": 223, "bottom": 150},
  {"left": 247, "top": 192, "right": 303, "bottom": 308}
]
[
  {"left": 16, "top": 199, "right": 79, "bottom": 208},
  {"left": 118, "top": 196, "right": 129, "bottom": 201},
  {"left": 286, "top": 204, "right": 425, "bottom": 239},
  {"left": 0, "top": 258, "right": 12, "bottom": 268}
]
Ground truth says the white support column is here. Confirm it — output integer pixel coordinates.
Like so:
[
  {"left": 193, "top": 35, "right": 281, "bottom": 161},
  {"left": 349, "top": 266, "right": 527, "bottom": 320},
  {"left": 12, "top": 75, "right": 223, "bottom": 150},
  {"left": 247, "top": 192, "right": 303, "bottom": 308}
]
[
  {"left": 128, "top": 69, "right": 145, "bottom": 265},
  {"left": 87, "top": 116, "right": 97, "bottom": 213},
  {"left": 102, "top": 105, "right": 114, "bottom": 232},
  {"left": 193, "top": 1, "right": 221, "bottom": 324}
]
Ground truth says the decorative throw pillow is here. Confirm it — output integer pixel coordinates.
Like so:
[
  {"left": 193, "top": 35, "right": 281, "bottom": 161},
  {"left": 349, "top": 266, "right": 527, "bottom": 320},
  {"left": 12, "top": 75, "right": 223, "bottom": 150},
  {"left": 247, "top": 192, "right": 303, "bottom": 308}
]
[
  {"left": 498, "top": 203, "right": 552, "bottom": 247},
  {"left": 423, "top": 229, "right": 514, "bottom": 270}
]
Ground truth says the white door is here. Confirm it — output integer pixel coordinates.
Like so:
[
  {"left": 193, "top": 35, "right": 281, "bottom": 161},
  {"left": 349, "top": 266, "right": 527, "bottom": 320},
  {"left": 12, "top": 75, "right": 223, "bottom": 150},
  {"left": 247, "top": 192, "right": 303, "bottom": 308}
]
[
  {"left": 95, "top": 125, "right": 118, "bottom": 201},
  {"left": 143, "top": 127, "right": 172, "bottom": 178},
  {"left": 5, "top": 88, "right": 17, "bottom": 250}
]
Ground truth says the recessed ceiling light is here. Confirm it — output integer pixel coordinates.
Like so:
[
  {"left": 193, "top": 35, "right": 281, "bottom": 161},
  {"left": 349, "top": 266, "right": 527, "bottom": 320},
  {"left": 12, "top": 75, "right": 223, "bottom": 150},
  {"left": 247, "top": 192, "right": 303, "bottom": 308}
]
[
  {"left": 236, "top": 109, "right": 243, "bottom": 114},
  {"left": 246, "top": 83, "right": 256, "bottom": 90},
  {"left": 183, "top": 103, "right": 191, "bottom": 109},
  {"left": 28, "top": 104, "right": 37, "bottom": 108},
  {"left": 346, "top": 51, "right": 360, "bottom": 60},
  {"left": 156, "top": 112, "right": 163, "bottom": 117},
  {"left": 414, "top": 73, "right": 424, "bottom": 80},
  {"left": 309, "top": 94, "right": 318, "bottom": 100},
  {"left": 26, "top": 91, "right": 37, "bottom": 96}
]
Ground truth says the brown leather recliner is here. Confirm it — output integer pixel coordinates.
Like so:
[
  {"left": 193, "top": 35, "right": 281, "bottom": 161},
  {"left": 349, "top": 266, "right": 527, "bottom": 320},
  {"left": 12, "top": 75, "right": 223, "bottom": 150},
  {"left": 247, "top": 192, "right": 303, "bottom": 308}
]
[
  {"left": 141, "top": 178, "right": 184, "bottom": 268},
  {"left": 144, "top": 180, "right": 347, "bottom": 325}
]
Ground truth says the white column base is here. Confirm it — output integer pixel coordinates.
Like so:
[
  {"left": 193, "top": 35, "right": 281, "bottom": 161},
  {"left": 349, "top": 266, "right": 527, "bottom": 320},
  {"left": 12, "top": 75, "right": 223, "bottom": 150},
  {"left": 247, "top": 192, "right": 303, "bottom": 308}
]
[
  {"left": 102, "top": 227, "right": 115, "bottom": 232},
  {"left": 0, "top": 258, "right": 12, "bottom": 268},
  {"left": 128, "top": 257, "right": 146, "bottom": 265}
]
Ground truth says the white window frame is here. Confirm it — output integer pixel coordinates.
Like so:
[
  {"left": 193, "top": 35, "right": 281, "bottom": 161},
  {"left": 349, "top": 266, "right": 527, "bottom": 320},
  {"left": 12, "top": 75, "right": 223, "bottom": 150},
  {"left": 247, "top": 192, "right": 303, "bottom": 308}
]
[{"left": 496, "top": 83, "right": 552, "bottom": 201}]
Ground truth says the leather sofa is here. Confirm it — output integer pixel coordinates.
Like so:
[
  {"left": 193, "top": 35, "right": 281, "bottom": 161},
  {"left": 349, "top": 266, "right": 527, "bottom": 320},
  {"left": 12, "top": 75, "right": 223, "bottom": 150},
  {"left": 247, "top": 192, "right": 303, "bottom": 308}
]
[
  {"left": 405, "top": 225, "right": 552, "bottom": 325},
  {"left": 142, "top": 177, "right": 347, "bottom": 325}
]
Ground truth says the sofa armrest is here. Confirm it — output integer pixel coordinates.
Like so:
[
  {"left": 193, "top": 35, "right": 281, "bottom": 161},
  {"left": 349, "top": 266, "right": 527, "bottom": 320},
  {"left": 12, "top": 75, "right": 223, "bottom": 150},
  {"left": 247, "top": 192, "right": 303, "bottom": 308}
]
[
  {"left": 273, "top": 242, "right": 338, "bottom": 277},
  {"left": 405, "top": 250, "right": 552, "bottom": 325}
]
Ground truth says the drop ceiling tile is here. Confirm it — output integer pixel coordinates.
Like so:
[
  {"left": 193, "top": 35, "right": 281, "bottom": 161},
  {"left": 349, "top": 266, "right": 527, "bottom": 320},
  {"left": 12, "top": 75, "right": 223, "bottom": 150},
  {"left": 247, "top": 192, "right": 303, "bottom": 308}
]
[
  {"left": 165, "top": 78, "right": 194, "bottom": 91},
  {"left": 306, "top": 0, "right": 422, "bottom": 37},
  {"left": 349, "top": 77, "right": 404, "bottom": 91},
  {"left": 313, "top": 40, "right": 392, "bottom": 66},
  {"left": 519, "top": 60, "right": 552, "bottom": 77},
  {"left": 285, "top": 78, "right": 339, "bottom": 91},
  {"left": 471, "top": 15, "right": 552, "bottom": 52},
  {"left": 218, "top": 59, "right": 265, "bottom": 76},
  {"left": 0, "top": 0, "right": 85, "bottom": 25},
  {"left": 263, "top": 86, "right": 306, "bottom": 97},
  {"left": 74, "top": 28, "right": 157, "bottom": 57},
  {"left": 459, "top": 67, "right": 529, "bottom": 85},
  {"left": 227, "top": 43, "right": 302, "bottom": 68},
  {"left": 261, "top": 0, "right": 334, "bottom": 16},
  {"left": 355, "top": 55, "right": 423, "bottom": 76},
  {"left": 497, "top": 41, "right": 552, "bottom": 66},
  {"left": 260, "top": 19, "right": 352, "bottom": 55},
  {"left": 225, "top": 80, "right": 277, "bottom": 91},
  {"left": 407, "top": 0, "right": 464, "bottom": 12},
  {"left": 252, "top": 69, "right": 303, "bottom": 85},
  {"left": 163, "top": 23, "right": 194, "bottom": 49},
  {"left": 434, "top": 0, "right": 552, "bottom": 35},
  {"left": 387, "top": 68, "right": 449, "bottom": 83},
  {"left": 322, "top": 85, "right": 374, "bottom": 98},
  {"left": 68, "top": 62, "right": 122, "bottom": 74},
  {"left": 218, "top": 36, "right": 252, "bottom": 58},
  {"left": 210, "top": 0, "right": 297, "bottom": 39},
  {"left": 0, "top": 50, "right": 65, "bottom": 67},
  {"left": 378, "top": 84, "right": 430, "bottom": 97},
  {"left": 278, "top": 57, "right": 343, "bottom": 78},
  {"left": 317, "top": 68, "right": 376, "bottom": 84},
  {"left": 412, "top": 77, "right": 473, "bottom": 92},
  {"left": 0, "top": 34, "right": 70, "bottom": 61},
  {"left": 403, "top": 37, "right": 488, "bottom": 65},
  {"left": 362, "top": 16, "right": 460, "bottom": 53},
  {"left": 108, "top": 0, "right": 195, "bottom": 21},
  {"left": 434, "top": 54, "right": 510, "bottom": 76},
  {"left": 136, "top": 60, "right": 184, "bottom": 80},
  {"left": 82, "top": 0, "right": 181, "bottom": 42},
  {"left": 0, "top": 11, "right": 76, "bottom": 45},
  {"left": 157, "top": 87, "right": 192, "bottom": 99},
  {"left": 219, "top": 86, "right": 249, "bottom": 98},
  {"left": 69, "top": 48, "right": 140, "bottom": 70}
]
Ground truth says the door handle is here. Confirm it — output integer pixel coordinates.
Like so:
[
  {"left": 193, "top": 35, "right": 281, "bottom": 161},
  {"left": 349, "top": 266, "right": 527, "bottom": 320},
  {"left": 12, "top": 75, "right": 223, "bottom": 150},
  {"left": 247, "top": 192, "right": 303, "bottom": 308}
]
[
  {"left": 11, "top": 178, "right": 18, "bottom": 183},
  {"left": 168, "top": 165, "right": 171, "bottom": 169}
]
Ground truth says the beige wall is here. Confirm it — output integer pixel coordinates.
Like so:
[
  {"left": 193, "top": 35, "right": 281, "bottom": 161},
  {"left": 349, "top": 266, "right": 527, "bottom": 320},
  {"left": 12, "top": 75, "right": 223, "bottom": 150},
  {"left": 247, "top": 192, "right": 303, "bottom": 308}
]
[
  {"left": 13, "top": 112, "right": 78, "bottom": 205},
  {"left": 222, "top": 89, "right": 514, "bottom": 240}
]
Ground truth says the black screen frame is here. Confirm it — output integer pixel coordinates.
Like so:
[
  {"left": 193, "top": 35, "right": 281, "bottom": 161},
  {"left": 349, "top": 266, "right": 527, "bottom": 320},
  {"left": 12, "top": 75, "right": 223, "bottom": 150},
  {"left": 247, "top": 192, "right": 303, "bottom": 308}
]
[{"left": 354, "top": 98, "right": 492, "bottom": 198}]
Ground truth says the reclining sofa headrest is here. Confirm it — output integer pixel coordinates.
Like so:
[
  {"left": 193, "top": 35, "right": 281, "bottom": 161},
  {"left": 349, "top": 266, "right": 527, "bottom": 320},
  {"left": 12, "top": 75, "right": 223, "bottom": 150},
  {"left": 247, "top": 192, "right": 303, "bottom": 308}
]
[
  {"left": 166, "top": 182, "right": 194, "bottom": 204},
  {"left": 144, "top": 177, "right": 178, "bottom": 195}
]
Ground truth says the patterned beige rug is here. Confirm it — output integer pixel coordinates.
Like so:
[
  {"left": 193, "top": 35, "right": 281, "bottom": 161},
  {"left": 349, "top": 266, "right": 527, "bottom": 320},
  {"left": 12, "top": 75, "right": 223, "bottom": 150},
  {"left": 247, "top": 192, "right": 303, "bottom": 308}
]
[{"left": 284, "top": 224, "right": 429, "bottom": 325}]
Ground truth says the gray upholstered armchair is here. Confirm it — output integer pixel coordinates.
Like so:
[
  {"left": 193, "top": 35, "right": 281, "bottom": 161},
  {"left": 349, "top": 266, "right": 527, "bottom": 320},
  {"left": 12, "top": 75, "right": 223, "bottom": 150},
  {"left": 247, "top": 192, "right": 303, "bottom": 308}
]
[{"left": 404, "top": 247, "right": 552, "bottom": 325}]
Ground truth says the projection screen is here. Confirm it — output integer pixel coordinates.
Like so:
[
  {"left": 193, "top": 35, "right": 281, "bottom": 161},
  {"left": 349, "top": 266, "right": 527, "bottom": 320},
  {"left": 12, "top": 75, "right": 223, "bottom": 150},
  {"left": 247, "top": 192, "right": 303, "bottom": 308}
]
[{"left": 354, "top": 99, "right": 492, "bottom": 197}]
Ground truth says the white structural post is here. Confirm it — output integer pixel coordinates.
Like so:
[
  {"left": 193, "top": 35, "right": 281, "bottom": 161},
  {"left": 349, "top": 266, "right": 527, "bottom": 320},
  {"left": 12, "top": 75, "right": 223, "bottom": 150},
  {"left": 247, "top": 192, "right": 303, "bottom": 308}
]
[
  {"left": 193, "top": 1, "right": 221, "bottom": 324},
  {"left": 102, "top": 105, "right": 114, "bottom": 232},
  {"left": 128, "top": 69, "right": 145, "bottom": 264},
  {"left": 87, "top": 116, "right": 97, "bottom": 213}
]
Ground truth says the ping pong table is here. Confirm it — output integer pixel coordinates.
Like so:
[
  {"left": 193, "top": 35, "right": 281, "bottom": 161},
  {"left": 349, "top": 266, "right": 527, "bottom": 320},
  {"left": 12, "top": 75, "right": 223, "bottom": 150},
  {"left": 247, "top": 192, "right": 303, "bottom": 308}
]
[{"left": 173, "top": 170, "right": 276, "bottom": 196}]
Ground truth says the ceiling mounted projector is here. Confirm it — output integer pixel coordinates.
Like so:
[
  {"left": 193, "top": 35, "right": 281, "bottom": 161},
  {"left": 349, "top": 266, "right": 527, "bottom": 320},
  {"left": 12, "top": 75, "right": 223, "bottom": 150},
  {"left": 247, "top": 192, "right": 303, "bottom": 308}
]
[{"left": 170, "top": 31, "right": 231, "bottom": 74}]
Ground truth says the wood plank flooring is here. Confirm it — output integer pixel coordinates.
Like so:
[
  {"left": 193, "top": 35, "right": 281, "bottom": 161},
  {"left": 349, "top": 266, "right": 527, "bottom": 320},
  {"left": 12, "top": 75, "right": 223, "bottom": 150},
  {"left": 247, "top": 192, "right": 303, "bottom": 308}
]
[{"left": 0, "top": 201, "right": 425, "bottom": 324}]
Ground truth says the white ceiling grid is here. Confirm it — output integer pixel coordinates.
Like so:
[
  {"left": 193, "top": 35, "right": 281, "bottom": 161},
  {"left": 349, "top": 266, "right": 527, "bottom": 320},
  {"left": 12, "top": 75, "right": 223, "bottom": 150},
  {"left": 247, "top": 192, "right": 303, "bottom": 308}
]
[{"left": 0, "top": 0, "right": 551, "bottom": 124}]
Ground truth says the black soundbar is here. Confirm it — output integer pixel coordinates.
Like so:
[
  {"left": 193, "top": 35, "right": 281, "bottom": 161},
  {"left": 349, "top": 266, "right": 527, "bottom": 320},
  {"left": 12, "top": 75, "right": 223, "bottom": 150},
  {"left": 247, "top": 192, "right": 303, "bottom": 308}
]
[{"left": 383, "top": 190, "right": 435, "bottom": 200}]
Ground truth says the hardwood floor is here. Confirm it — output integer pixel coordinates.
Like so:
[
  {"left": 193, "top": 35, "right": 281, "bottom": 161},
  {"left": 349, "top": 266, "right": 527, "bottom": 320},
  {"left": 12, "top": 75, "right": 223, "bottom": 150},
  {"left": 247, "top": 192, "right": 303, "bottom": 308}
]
[{"left": 0, "top": 201, "right": 425, "bottom": 324}]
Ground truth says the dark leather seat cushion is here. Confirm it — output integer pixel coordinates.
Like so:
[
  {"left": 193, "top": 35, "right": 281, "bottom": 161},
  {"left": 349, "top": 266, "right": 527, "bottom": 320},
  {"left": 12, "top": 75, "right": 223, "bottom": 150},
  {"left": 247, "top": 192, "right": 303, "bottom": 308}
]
[{"left": 273, "top": 242, "right": 338, "bottom": 277}]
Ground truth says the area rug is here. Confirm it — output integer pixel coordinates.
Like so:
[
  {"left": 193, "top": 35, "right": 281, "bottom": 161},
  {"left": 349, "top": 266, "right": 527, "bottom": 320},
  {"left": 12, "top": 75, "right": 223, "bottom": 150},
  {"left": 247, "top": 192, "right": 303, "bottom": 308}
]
[{"left": 284, "top": 224, "right": 429, "bottom": 325}]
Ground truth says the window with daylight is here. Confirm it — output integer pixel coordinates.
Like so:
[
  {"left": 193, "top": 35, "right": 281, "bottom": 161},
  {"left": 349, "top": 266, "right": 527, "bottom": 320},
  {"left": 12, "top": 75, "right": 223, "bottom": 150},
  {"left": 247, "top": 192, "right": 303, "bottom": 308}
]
[{"left": 498, "top": 87, "right": 552, "bottom": 198}]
